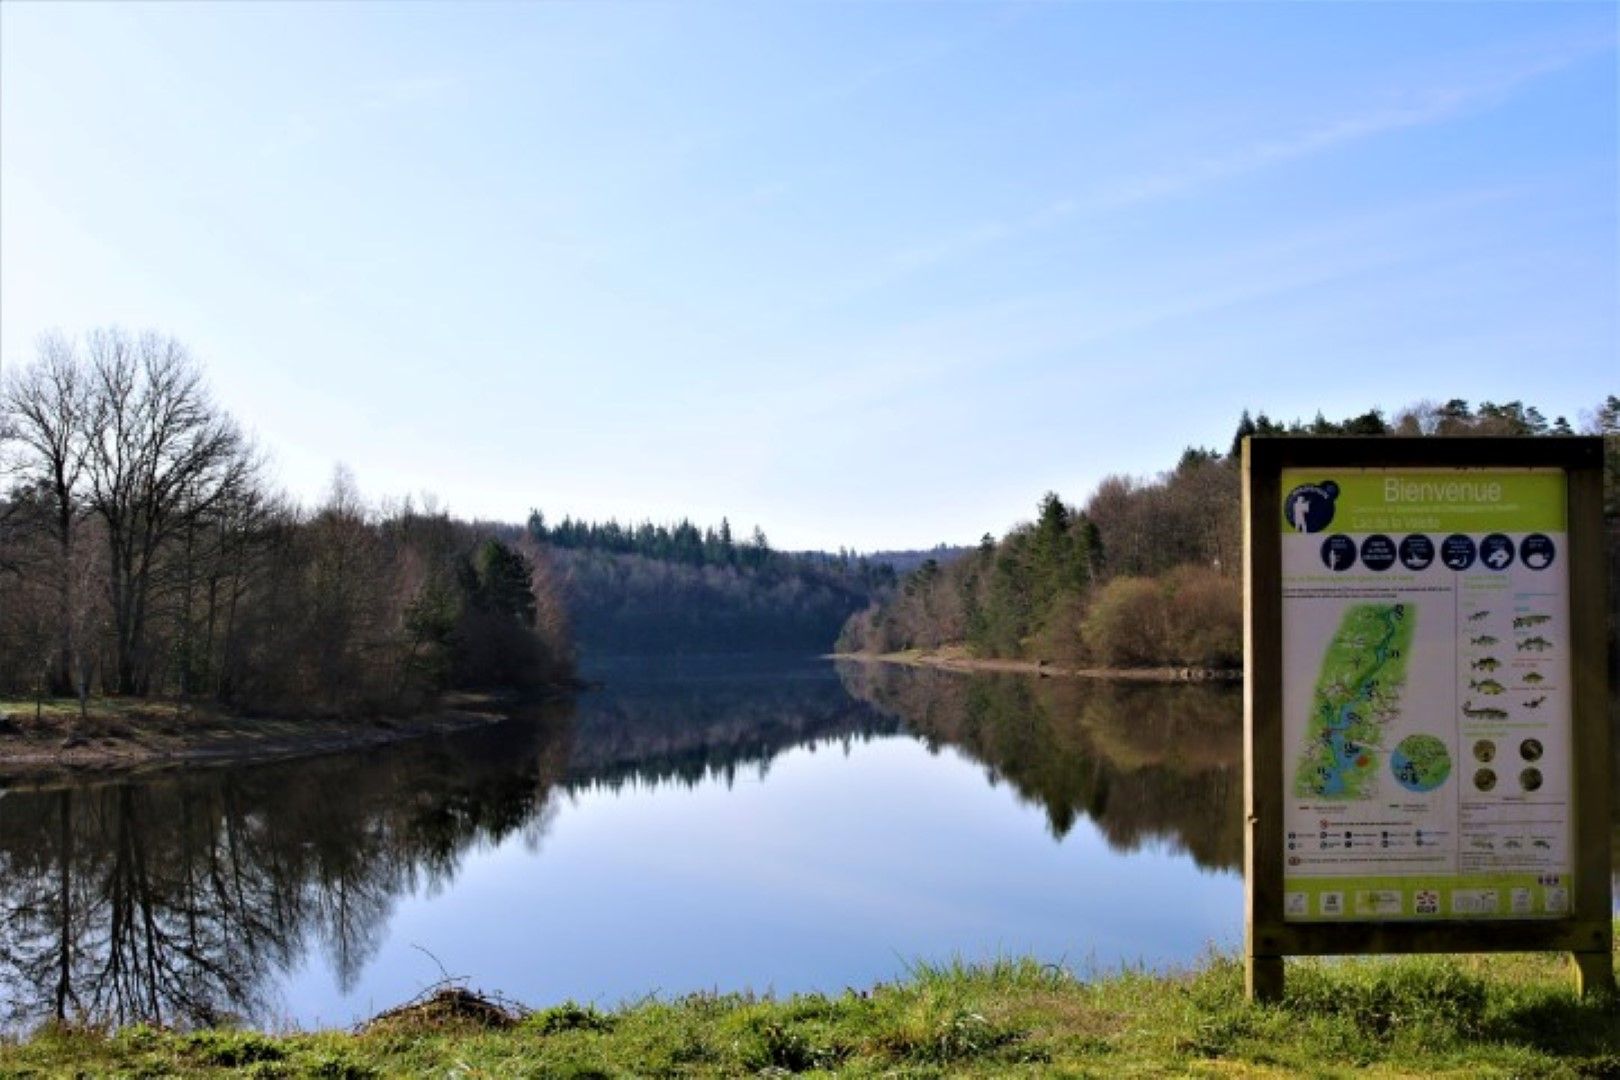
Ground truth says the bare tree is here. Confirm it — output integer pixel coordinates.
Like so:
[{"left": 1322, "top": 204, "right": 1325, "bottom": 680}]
[
  {"left": 82, "top": 330, "right": 255, "bottom": 695},
  {"left": 0, "top": 385, "right": 23, "bottom": 580},
  {"left": 2, "top": 333, "right": 93, "bottom": 692}
]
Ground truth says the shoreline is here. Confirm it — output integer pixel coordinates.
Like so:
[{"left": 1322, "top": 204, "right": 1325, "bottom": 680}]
[
  {"left": 0, "top": 689, "right": 572, "bottom": 784},
  {"left": 830, "top": 647, "right": 1241, "bottom": 683}
]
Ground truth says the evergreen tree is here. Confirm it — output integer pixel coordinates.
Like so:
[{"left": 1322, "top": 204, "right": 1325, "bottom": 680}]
[
  {"left": 1228, "top": 409, "right": 1257, "bottom": 458},
  {"left": 467, "top": 539, "right": 536, "bottom": 626}
]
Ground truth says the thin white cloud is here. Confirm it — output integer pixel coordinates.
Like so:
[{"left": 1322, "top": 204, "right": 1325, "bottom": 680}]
[
  {"left": 1094, "top": 36, "right": 1614, "bottom": 209},
  {"left": 847, "top": 33, "right": 1614, "bottom": 295}
]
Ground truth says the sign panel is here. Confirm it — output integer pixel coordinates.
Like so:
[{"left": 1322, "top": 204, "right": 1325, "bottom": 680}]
[
  {"left": 1276, "top": 469, "right": 1568, "bottom": 926},
  {"left": 1244, "top": 438, "right": 1611, "bottom": 1002},
  {"left": 1279, "top": 468, "right": 1573, "bottom": 922}
]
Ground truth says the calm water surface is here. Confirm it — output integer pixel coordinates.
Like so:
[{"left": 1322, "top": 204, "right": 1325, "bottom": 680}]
[{"left": 0, "top": 657, "right": 1609, "bottom": 1031}]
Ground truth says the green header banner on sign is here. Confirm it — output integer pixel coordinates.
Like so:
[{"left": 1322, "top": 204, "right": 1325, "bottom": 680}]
[{"left": 1279, "top": 468, "right": 1566, "bottom": 535}]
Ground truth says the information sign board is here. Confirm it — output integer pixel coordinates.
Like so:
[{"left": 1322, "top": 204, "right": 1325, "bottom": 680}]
[
  {"left": 1281, "top": 469, "right": 1572, "bottom": 922},
  {"left": 1243, "top": 438, "right": 1611, "bottom": 1002}
]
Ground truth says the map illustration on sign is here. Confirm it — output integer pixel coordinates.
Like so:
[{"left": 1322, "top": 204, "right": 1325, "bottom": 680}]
[{"left": 1294, "top": 603, "right": 1414, "bottom": 799}]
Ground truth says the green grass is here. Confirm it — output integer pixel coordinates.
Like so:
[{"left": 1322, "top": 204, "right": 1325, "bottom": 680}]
[{"left": 2, "top": 935, "right": 1615, "bottom": 1078}]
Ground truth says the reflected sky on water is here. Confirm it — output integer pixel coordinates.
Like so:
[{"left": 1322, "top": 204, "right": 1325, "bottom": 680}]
[{"left": 1, "top": 656, "right": 1608, "bottom": 1031}]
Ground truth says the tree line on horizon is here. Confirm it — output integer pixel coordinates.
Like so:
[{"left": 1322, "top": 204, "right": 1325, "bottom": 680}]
[
  {"left": 0, "top": 329, "right": 573, "bottom": 719},
  {"left": 513, "top": 513, "right": 902, "bottom": 656},
  {"left": 839, "top": 396, "right": 1620, "bottom": 669}
]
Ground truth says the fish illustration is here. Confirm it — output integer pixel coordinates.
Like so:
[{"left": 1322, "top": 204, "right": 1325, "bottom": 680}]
[
  {"left": 1470, "top": 657, "right": 1501, "bottom": 672},
  {"left": 1469, "top": 678, "right": 1505, "bottom": 695},
  {"left": 1513, "top": 614, "right": 1551, "bottom": 628},
  {"left": 1470, "top": 634, "right": 1499, "bottom": 646},
  {"left": 1467, "top": 610, "right": 1491, "bottom": 622},
  {"left": 1461, "top": 700, "right": 1508, "bottom": 720},
  {"left": 1522, "top": 671, "right": 1545, "bottom": 685},
  {"left": 1517, "top": 636, "right": 1552, "bottom": 652},
  {"left": 1523, "top": 695, "right": 1546, "bottom": 709}
]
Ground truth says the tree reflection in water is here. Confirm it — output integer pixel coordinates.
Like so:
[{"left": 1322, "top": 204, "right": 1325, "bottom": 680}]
[
  {"left": 0, "top": 705, "right": 573, "bottom": 1029},
  {"left": 0, "top": 670, "right": 905, "bottom": 1031},
  {"left": 3, "top": 662, "right": 1609, "bottom": 1032},
  {"left": 836, "top": 663, "right": 1244, "bottom": 870}
]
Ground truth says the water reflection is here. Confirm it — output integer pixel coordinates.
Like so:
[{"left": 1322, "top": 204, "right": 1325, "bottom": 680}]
[
  {"left": 0, "top": 660, "right": 1612, "bottom": 1031},
  {"left": 0, "top": 661, "right": 912, "bottom": 1030},
  {"left": 564, "top": 655, "right": 904, "bottom": 792},
  {"left": 837, "top": 664, "right": 1243, "bottom": 870},
  {"left": 0, "top": 710, "right": 571, "bottom": 1028}
]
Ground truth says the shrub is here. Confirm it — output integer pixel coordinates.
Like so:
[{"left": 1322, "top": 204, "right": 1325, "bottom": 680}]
[
  {"left": 1161, "top": 565, "right": 1242, "bottom": 667},
  {"left": 1082, "top": 577, "right": 1166, "bottom": 667}
]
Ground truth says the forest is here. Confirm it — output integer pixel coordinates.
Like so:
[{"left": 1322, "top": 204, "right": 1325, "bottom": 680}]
[
  {"left": 517, "top": 513, "right": 902, "bottom": 655},
  {"left": 0, "top": 330, "right": 573, "bottom": 718},
  {"left": 838, "top": 397, "right": 1620, "bottom": 669},
  {"left": 7, "top": 331, "right": 1614, "bottom": 708},
  {"left": 0, "top": 327, "right": 910, "bottom": 722}
]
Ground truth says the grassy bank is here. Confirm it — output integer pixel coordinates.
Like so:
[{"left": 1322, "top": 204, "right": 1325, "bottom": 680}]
[{"left": 3, "top": 935, "right": 1614, "bottom": 1077}]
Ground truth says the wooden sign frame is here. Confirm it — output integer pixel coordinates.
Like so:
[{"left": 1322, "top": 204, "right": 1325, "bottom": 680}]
[{"left": 1243, "top": 436, "right": 1613, "bottom": 1002}]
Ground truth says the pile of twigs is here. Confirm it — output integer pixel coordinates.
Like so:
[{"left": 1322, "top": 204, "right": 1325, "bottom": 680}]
[{"left": 360, "top": 977, "right": 530, "bottom": 1034}]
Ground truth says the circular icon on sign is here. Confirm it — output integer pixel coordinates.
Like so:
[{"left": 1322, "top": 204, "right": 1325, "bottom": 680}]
[
  {"left": 1519, "top": 767, "right": 1543, "bottom": 792},
  {"left": 1519, "top": 738, "right": 1543, "bottom": 762},
  {"left": 1359, "top": 534, "right": 1396, "bottom": 571},
  {"left": 1480, "top": 533, "right": 1514, "bottom": 571},
  {"left": 1398, "top": 534, "right": 1434, "bottom": 571},
  {"left": 1284, "top": 481, "right": 1340, "bottom": 534},
  {"left": 1520, "top": 534, "right": 1555, "bottom": 570},
  {"left": 1441, "top": 534, "right": 1476, "bottom": 571},
  {"left": 1472, "top": 739, "right": 1496, "bottom": 763},
  {"left": 1320, "top": 534, "right": 1357, "bottom": 571},
  {"left": 1473, "top": 768, "right": 1497, "bottom": 792}
]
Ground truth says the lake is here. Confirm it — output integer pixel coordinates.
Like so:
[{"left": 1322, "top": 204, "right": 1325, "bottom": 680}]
[{"left": 0, "top": 656, "right": 1610, "bottom": 1031}]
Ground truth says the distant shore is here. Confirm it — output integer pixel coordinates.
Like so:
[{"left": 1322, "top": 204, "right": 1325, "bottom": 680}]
[
  {"left": 0, "top": 690, "right": 567, "bottom": 783},
  {"left": 830, "top": 646, "right": 1241, "bottom": 683}
]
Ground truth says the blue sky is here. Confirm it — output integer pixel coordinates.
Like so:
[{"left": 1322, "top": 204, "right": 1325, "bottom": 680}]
[{"left": 2, "top": 2, "right": 1615, "bottom": 551}]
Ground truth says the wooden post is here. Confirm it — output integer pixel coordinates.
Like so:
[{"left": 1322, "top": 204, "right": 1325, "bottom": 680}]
[
  {"left": 1243, "top": 438, "right": 1286, "bottom": 1001},
  {"left": 1570, "top": 952, "right": 1615, "bottom": 999},
  {"left": 1565, "top": 460, "right": 1614, "bottom": 1001},
  {"left": 1246, "top": 954, "right": 1284, "bottom": 1004}
]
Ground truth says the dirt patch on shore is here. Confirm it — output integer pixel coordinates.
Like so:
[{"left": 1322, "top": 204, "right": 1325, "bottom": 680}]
[{"left": 0, "top": 694, "right": 532, "bottom": 784}]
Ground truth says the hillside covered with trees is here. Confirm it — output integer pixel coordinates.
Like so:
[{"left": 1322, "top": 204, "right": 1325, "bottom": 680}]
[
  {"left": 514, "top": 513, "right": 910, "bottom": 656},
  {"left": 0, "top": 329, "right": 573, "bottom": 720},
  {"left": 839, "top": 397, "right": 1620, "bottom": 670}
]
